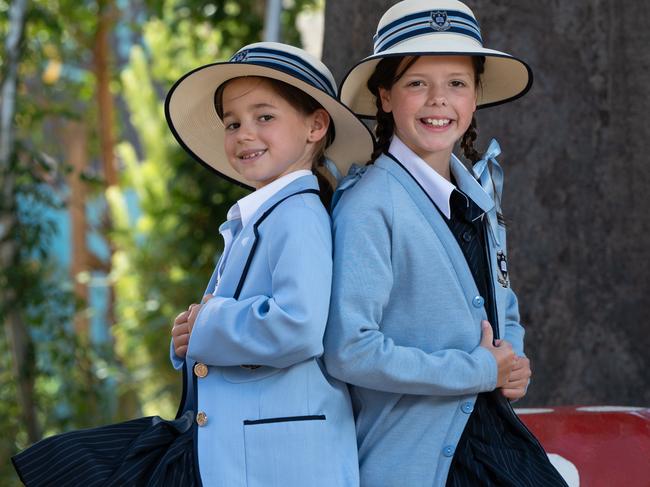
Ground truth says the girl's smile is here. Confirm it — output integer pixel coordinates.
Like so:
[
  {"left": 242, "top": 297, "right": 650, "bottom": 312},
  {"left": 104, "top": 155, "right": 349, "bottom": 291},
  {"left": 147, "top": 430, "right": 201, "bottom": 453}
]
[{"left": 379, "top": 55, "right": 477, "bottom": 177}]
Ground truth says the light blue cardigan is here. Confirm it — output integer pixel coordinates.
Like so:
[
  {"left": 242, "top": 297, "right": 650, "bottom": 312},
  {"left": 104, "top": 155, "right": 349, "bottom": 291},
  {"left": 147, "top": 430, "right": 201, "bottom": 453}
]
[
  {"left": 324, "top": 153, "right": 525, "bottom": 487},
  {"left": 171, "top": 175, "right": 358, "bottom": 487}
]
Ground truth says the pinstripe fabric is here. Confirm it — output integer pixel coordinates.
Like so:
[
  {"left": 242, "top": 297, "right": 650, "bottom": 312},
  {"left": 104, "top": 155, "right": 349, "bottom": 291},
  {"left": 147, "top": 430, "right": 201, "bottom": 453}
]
[
  {"left": 12, "top": 411, "right": 199, "bottom": 487},
  {"left": 448, "top": 392, "right": 568, "bottom": 487},
  {"left": 443, "top": 189, "right": 567, "bottom": 487}
]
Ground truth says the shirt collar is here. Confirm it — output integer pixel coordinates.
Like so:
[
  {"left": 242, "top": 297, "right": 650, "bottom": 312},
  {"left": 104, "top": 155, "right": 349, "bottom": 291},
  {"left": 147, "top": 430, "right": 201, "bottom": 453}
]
[
  {"left": 388, "top": 136, "right": 456, "bottom": 218},
  {"left": 227, "top": 169, "right": 312, "bottom": 228}
]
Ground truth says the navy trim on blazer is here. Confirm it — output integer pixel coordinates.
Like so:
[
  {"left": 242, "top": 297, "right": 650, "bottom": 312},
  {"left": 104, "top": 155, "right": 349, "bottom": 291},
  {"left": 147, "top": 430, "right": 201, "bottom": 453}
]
[
  {"left": 243, "top": 415, "right": 326, "bottom": 426},
  {"left": 233, "top": 188, "right": 320, "bottom": 299},
  {"left": 175, "top": 360, "right": 189, "bottom": 419}
]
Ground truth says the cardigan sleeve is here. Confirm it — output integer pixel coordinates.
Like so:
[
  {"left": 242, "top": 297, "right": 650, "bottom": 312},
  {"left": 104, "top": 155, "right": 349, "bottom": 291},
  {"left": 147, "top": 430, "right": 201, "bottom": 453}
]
[
  {"left": 324, "top": 177, "right": 497, "bottom": 396},
  {"left": 186, "top": 203, "right": 331, "bottom": 369}
]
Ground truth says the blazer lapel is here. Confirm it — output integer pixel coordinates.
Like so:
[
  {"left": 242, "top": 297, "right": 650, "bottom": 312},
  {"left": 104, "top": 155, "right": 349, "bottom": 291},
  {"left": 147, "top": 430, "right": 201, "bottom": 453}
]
[{"left": 213, "top": 175, "right": 320, "bottom": 299}]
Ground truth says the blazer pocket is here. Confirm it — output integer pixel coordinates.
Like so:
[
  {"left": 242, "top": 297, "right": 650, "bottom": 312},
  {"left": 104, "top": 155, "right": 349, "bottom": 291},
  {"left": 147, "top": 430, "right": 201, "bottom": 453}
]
[{"left": 243, "top": 415, "right": 337, "bottom": 487}]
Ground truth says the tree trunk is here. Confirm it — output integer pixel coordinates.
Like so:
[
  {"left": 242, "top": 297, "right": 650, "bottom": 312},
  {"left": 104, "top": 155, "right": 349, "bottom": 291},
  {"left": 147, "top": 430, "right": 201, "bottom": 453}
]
[
  {"left": 94, "top": 0, "right": 118, "bottom": 188},
  {"left": 62, "top": 120, "right": 103, "bottom": 419},
  {"left": 93, "top": 0, "right": 118, "bottom": 328},
  {"left": 323, "top": 0, "right": 650, "bottom": 407},
  {"left": 0, "top": 0, "right": 42, "bottom": 443},
  {"left": 63, "top": 121, "right": 90, "bottom": 335}
]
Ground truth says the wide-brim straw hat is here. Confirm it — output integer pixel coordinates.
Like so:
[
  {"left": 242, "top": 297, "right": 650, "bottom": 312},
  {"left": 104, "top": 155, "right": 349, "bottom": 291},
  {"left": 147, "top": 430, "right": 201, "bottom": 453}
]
[
  {"left": 165, "top": 42, "right": 374, "bottom": 189},
  {"left": 341, "top": 0, "right": 533, "bottom": 118}
]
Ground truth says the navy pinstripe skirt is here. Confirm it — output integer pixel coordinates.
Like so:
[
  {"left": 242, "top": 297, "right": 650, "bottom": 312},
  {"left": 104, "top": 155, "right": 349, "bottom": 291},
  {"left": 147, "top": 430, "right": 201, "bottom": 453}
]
[
  {"left": 11, "top": 410, "right": 200, "bottom": 487},
  {"left": 446, "top": 391, "right": 568, "bottom": 487}
]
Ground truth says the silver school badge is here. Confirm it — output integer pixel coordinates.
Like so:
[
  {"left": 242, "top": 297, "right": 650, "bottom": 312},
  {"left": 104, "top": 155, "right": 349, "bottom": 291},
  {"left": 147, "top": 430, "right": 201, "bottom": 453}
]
[
  {"left": 496, "top": 250, "right": 510, "bottom": 287},
  {"left": 231, "top": 50, "right": 249, "bottom": 63},
  {"left": 430, "top": 11, "right": 451, "bottom": 31}
]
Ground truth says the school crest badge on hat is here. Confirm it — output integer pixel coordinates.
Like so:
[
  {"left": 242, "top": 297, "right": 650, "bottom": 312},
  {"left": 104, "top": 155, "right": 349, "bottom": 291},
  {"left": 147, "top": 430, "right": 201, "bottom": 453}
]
[
  {"left": 340, "top": 0, "right": 533, "bottom": 118},
  {"left": 230, "top": 50, "right": 249, "bottom": 63},
  {"left": 430, "top": 11, "right": 450, "bottom": 31}
]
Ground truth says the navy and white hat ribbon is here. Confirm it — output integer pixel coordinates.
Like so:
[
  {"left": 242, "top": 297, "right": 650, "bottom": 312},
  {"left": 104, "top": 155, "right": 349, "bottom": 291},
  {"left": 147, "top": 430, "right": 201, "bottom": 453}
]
[
  {"left": 472, "top": 138, "right": 503, "bottom": 245},
  {"left": 339, "top": 0, "right": 533, "bottom": 117},
  {"left": 374, "top": 9, "right": 483, "bottom": 53},
  {"left": 229, "top": 46, "right": 336, "bottom": 98}
]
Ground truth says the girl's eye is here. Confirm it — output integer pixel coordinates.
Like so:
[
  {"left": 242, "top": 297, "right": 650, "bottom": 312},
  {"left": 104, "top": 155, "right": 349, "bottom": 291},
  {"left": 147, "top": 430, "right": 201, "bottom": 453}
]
[
  {"left": 259, "top": 114, "right": 274, "bottom": 122},
  {"left": 407, "top": 80, "right": 424, "bottom": 87},
  {"left": 450, "top": 80, "right": 467, "bottom": 88},
  {"left": 225, "top": 122, "right": 239, "bottom": 131}
]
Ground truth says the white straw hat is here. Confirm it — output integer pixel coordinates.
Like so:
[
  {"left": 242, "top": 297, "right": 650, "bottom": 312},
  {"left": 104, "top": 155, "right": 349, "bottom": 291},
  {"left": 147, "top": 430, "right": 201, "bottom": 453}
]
[
  {"left": 340, "top": 0, "right": 533, "bottom": 118},
  {"left": 165, "top": 42, "right": 374, "bottom": 189}
]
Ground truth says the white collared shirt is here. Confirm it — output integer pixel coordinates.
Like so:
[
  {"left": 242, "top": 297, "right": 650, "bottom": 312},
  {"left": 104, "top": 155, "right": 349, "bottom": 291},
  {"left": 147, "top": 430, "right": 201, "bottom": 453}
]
[
  {"left": 388, "top": 136, "right": 456, "bottom": 219},
  {"left": 227, "top": 169, "right": 313, "bottom": 228},
  {"left": 214, "top": 169, "right": 312, "bottom": 293}
]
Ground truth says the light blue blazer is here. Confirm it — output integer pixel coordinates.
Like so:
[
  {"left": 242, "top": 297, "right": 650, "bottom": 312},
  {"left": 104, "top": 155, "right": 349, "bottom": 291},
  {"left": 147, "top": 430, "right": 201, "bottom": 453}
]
[
  {"left": 171, "top": 175, "right": 359, "bottom": 487},
  {"left": 324, "top": 154, "right": 526, "bottom": 487}
]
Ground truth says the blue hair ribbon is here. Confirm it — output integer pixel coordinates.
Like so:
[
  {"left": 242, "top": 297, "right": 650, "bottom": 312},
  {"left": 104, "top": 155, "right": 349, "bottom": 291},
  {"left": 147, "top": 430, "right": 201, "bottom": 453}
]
[{"left": 472, "top": 138, "right": 503, "bottom": 246}]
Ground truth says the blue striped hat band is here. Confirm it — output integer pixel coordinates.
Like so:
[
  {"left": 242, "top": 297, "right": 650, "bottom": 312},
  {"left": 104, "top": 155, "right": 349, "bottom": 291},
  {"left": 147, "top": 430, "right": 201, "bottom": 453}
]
[
  {"left": 229, "top": 47, "right": 337, "bottom": 98},
  {"left": 374, "top": 9, "right": 483, "bottom": 53}
]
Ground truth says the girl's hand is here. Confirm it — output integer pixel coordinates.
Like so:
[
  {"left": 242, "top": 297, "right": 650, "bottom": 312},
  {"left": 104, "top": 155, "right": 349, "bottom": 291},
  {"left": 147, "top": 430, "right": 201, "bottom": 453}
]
[
  {"left": 171, "top": 295, "right": 213, "bottom": 358},
  {"left": 479, "top": 320, "right": 516, "bottom": 389},
  {"left": 501, "top": 356, "right": 532, "bottom": 401},
  {"left": 172, "top": 308, "right": 192, "bottom": 358}
]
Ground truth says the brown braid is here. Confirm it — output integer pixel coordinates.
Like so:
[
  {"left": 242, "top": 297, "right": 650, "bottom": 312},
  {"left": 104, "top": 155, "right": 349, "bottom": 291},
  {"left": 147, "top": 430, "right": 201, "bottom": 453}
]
[
  {"left": 366, "top": 56, "right": 419, "bottom": 164},
  {"left": 460, "top": 56, "right": 486, "bottom": 163},
  {"left": 460, "top": 116, "right": 480, "bottom": 163},
  {"left": 370, "top": 107, "right": 395, "bottom": 164},
  {"left": 312, "top": 135, "right": 335, "bottom": 209}
]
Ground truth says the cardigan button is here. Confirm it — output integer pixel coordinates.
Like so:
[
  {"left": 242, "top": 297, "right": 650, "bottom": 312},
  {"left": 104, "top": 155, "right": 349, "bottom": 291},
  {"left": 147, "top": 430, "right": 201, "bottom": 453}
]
[
  {"left": 472, "top": 295, "right": 484, "bottom": 308},
  {"left": 443, "top": 445, "right": 455, "bottom": 457},
  {"left": 461, "top": 402, "right": 474, "bottom": 414},
  {"left": 193, "top": 363, "right": 208, "bottom": 378},
  {"left": 196, "top": 411, "right": 208, "bottom": 427},
  {"left": 462, "top": 231, "right": 472, "bottom": 242}
]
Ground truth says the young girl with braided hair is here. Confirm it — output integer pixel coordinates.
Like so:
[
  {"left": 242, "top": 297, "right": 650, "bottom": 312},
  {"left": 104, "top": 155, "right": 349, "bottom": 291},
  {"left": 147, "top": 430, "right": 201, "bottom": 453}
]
[{"left": 324, "top": 1, "right": 568, "bottom": 486}]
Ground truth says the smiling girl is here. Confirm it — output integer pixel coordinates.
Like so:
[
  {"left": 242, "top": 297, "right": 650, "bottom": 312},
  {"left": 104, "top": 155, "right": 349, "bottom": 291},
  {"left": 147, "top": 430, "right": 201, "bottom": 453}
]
[
  {"left": 166, "top": 42, "right": 373, "bottom": 486},
  {"left": 325, "top": 1, "right": 568, "bottom": 486}
]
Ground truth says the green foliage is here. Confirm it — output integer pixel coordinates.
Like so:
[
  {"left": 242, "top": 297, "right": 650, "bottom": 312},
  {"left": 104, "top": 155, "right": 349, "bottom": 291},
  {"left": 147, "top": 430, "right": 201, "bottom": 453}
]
[
  {"left": 0, "top": 1, "right": 117, "bottom": 482},
  {"left": 0, "top": 150, "right": 117, "bottom": 485}
]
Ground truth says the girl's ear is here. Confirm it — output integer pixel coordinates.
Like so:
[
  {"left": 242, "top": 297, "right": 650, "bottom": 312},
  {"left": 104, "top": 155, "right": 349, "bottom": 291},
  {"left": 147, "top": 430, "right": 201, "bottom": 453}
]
[
  {"left": 378, "top": 87, "right": 392, "bottom": 114},
  {"left": 307, "top": 108, "right": 330, "bottom": 143}
]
